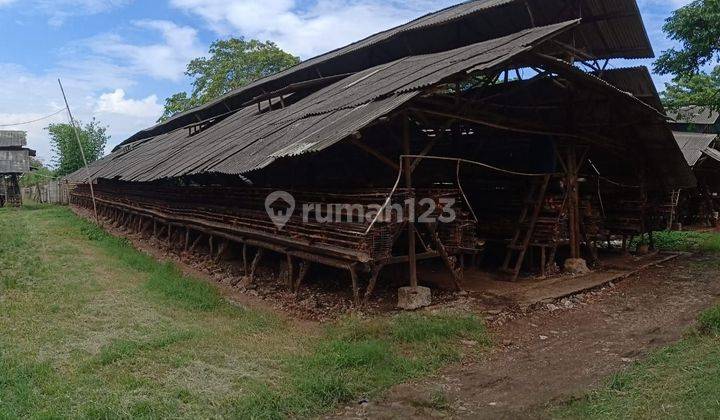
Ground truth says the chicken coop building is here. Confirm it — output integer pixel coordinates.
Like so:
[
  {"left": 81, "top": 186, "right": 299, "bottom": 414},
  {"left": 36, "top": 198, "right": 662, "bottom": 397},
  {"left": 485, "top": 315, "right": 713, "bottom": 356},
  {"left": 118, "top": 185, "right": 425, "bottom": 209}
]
[
  {"left": 68, "top": 0, "right": 694, "bottom": 306},
  {"left": 669, "top": 106, "right": 720, "bottom": 227}
]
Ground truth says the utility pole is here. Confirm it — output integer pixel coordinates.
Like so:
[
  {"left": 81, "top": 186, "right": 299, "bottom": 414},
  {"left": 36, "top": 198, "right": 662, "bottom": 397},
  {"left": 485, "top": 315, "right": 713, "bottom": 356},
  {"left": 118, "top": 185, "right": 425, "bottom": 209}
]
[{"left": 58, "top": 78, "right": 99, "bottom": 223}]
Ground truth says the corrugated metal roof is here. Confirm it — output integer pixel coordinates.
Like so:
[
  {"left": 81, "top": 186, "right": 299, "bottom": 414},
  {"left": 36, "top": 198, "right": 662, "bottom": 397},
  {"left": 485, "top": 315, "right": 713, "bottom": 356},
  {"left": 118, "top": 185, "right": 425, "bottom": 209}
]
[
  {"left": 594, "top": 66, "right": 664, "bottom": 113},
  {"left": 71, "top": 21, "right": 578, "bottom": 183},
  {"left": 115, "top": 0, "right": 652, "bottom": 150},
  {"left": 668, "top": 106, "right": 720, "bottom": 125},
  {"left": 673, "top": 131, "right": 719, "bottom": 166},
  {"left": 0, "top": 130, "right": 27, "bottom": 148},
  {"left": 703, "top": 147, "right": 720, "bottom": 164}
]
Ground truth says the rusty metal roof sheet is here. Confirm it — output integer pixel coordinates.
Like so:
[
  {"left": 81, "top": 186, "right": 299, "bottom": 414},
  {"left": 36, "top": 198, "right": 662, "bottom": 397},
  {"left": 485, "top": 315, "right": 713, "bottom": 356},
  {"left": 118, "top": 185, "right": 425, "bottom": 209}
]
[
  {"left": 71, "top": 21, "right": 577, "bottom": 183},
  {"left": 594, "top": 66, "right": 664, "bottom": 113},
  {"left": 674, "top": 131, "right": 719, "bottom": 166},
  {"left": 703, "top": 147, "right": 720, "bottom": 164},
  {"left": 116, "top": 0, "right": 652, "bottom": 150},
  {"left": 668, "top": 106, "right": 720, "bottom": 125}
]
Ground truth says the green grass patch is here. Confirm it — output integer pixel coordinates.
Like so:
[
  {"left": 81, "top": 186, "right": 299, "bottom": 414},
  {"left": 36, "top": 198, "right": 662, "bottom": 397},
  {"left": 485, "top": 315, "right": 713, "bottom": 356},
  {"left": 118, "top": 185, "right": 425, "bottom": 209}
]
[
  {"left": 552, "top": 305, "right": 720, "bottom": 419},
  {"left": 59, "top": 209, "right": 225, "bottom": 311},
  {"left": 93, "top": 330, "right": 197, "bottom": 366},
  {"left": 636, "top": 231, "right": 720, "bottom": 253},
  {"left": 226, "top": 312, "right": 489, "bottom": 419},
  {"left": 0, "top": 205, "right": 488, "bottom": 418},
  {"left": 698, "top": 305, "right": 720, "bottom": 336}
]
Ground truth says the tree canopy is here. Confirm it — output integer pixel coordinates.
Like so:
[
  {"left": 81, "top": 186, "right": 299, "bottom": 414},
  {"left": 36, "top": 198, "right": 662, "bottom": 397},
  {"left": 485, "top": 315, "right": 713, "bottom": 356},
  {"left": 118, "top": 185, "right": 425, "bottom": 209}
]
[
  {"left": 660, "top": 66, "right": 720, "bottom": 111},
  {"left": 47, "top": 119, "right": 109, "bottom": 177},
  {"left": 159, "top": 38, "right": 300, "bottom": 122},
  {"left": 20, "top": 158, "right": 55, "bottom": 188},
  {"left": 654, "top": 0, "right": 720, "bottom": 111}
]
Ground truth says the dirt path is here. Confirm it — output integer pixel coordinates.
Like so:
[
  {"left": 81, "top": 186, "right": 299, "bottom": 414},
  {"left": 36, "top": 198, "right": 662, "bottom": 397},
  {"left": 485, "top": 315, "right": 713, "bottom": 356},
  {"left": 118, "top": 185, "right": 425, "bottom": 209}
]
[{"left": 334, "top": 255, "right": 720, "bottom": 419}]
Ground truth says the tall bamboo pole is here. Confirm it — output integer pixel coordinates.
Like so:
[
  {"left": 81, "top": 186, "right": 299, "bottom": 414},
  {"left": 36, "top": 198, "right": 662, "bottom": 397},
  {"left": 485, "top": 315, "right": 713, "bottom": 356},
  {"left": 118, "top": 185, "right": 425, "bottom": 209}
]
[{"left": 58, "top": 78, "right": 99, "bottom": 223}]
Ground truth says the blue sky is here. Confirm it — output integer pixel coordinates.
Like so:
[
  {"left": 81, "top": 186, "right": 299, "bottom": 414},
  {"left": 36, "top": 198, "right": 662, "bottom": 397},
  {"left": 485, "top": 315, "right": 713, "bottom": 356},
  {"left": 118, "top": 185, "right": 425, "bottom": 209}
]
[{"left": 0, "top": 0, "right": 692, "bottom": 163}]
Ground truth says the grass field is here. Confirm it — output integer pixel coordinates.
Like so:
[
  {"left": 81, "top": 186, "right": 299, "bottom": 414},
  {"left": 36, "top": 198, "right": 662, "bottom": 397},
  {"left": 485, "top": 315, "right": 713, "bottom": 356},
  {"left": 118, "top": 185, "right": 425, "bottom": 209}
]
[
  {"left": 552, "top": 309, "right": 720, "bottom": 419},
  {"left": 635, "top": 230, "right": 720, "bottom": 253},
  {"left": 553, "top": 241, "right": 720, "bottom": 419},
  {"left": 0, "top": 205, "right": 488, "bottom": 419}
]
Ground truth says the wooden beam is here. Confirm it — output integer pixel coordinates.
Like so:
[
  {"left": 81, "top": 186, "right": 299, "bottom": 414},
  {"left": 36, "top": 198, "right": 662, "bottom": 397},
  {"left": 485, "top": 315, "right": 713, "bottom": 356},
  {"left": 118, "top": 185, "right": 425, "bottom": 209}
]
[{"left": 348, "top": 137, "right": 400, "bottom": 171}]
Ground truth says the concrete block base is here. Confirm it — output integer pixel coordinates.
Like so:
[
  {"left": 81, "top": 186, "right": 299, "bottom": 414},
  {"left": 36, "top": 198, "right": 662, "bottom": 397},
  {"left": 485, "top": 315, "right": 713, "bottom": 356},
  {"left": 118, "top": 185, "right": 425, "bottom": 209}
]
[
  {"left": 564, "top": 258, "right": 590, "bottom": 275},
  {"left": 397, "top": 286, "right": 432, "bottom": 310}
]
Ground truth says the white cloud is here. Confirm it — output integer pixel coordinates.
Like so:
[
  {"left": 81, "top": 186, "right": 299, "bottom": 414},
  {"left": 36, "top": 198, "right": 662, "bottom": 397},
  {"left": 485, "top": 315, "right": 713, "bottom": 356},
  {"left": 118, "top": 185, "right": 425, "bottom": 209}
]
[
  {"left": 170, "top": 0, "right": 458, "bottom": 58},
  {"left": 0, "top": 63, "right": 162, "bottom": 164},
  {"left": 96, "top": 89, "right": 163, "bottom": 118},
  {"left": 86, "top": 20, "right": 204, "bottom": 81},
  {"left": 4, "top": 0, "right": 132, "bottom": 26}
]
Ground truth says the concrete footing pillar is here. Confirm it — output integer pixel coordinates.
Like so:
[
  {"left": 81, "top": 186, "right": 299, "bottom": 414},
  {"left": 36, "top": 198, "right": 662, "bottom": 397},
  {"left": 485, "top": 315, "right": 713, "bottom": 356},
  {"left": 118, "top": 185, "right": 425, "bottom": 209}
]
[
  {"left": 397, "top": 286, "right": 431, "bottom": 310},
  {"left": 564, "top": 258, "right": 590, "bottom": 275}
]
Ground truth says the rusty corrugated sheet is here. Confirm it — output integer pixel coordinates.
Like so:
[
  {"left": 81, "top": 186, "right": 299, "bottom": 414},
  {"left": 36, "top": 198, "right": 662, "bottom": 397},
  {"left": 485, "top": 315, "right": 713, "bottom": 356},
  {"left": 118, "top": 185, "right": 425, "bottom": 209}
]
[
  {"left": 668, "top": 106, "right": 720, "bottom": 125},
  {"left": 594, "top": 67, "right": 664, "bottom": 113},
  {"left": 70, "top": 21, "right": 578, "bottom": 183},
  {"left": 115, "top": 0, "right": 653, "bottom": 150},
  {"left": 703, "top": 147, "right": 720, "bottom": 164},
  {"left": 674, "top": 131, "right": 719, "bottom": 166}
]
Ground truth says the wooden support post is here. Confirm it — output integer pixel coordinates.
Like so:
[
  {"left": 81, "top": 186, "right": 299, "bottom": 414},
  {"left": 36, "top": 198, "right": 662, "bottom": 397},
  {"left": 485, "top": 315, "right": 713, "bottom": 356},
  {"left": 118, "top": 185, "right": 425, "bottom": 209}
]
[
  {"left": 566, "top": 145, "right": 581, "bottom": 259},
  {"left": 349, "top": 265, "right": 360, "bottom": 306},
  {"left": 363, "top": 265, "right": 383, "bottom": 304},
  {"left": 215, "top": 240, "right": 229, "bottom": 262},
  {"left": 153, "top": 219, "right": 157, "bottom": 237},
  {"left": 184, "top": 227, "right": 190, "bottom": 251},
  {"left": 286, "top": 254, "right": 294, "bottom": 289},
  {"left": 246, "top": 248, "right": 264, "bottom": 286},
  {"left": 209, "top": 235, "right": 214, "bottom": 256},
  {"left": 431, "top": 230, "right": 462, "bottom": 291},
  {"left": 294, "top": 261, "right": 311, "bottom": 293},
  {"left": 242, "top": 243, "right": 248, "bottom": 275},
  {"left": 189, "top": 233, "right": 202, "bottom": 252},
  {"left": 403, "top": 114, "right": 418, "bottom": 288}
]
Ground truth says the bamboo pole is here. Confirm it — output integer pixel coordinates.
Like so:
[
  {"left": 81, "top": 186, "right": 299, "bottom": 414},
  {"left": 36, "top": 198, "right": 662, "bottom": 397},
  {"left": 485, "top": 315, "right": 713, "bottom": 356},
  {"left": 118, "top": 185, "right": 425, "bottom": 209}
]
[{"left": 58, "top": 78, "right": 99, "bottom": 223}]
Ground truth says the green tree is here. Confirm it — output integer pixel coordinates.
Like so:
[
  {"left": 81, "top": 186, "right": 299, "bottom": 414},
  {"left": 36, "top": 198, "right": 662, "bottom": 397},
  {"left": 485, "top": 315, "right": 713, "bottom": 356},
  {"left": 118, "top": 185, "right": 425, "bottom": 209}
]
[
  {"left": 159, "top": 38, "right": 300, "bottom": 122},
  {"left": 20, "top": 158, "right": 56, "bottom": 188},
  {"left": 654, "top": 0, "right": 720, "bottom": 111},
  {"left": 47, "top": 119, "right": 109, "bottom": 176},
  {"left": 660, "top": 67, "right": 720, "bottom": 111}
]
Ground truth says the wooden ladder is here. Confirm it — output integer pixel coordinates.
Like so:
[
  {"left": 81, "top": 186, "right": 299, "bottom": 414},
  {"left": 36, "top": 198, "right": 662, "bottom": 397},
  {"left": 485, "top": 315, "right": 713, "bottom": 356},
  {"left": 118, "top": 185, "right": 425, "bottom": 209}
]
[
  {"left": 666, "top": 189, "right": 681, "bottom": 230},
  {"left": 501, "top": 174, "right": 551, "bottom": 281}
]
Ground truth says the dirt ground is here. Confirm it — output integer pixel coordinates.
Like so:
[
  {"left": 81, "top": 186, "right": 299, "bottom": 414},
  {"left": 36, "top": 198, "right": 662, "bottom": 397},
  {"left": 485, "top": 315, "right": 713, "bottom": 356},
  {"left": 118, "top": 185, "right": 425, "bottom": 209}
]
[{"left": 331, "top": 254, "right": 720, "bottom": 419}]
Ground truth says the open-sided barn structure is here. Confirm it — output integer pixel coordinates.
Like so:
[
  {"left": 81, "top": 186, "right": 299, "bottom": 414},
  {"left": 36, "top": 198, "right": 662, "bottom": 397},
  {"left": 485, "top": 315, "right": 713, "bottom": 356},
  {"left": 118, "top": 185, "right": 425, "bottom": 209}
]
[
  {"left": 669, "top": 107, "right": 720, "bottom": 227},
  {"left": 69, "top": 0, "right": 694, "bottom": 306},
  {"left": 0, "top": 130, "right": 34, "bottom": 207}
]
